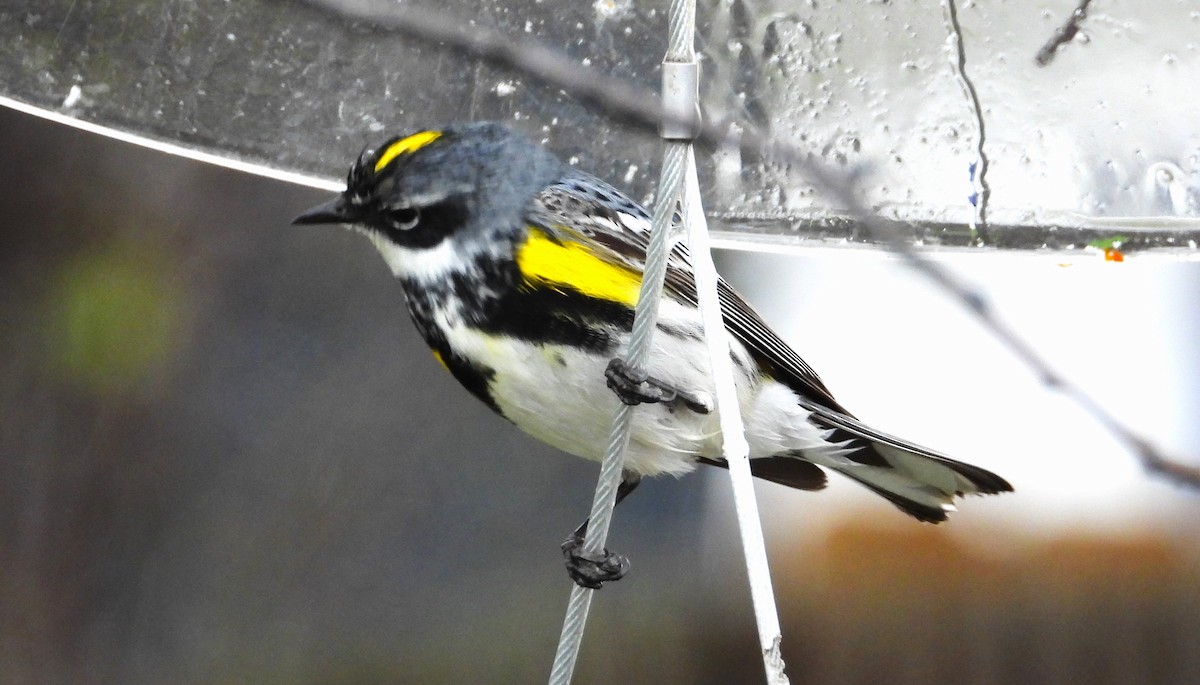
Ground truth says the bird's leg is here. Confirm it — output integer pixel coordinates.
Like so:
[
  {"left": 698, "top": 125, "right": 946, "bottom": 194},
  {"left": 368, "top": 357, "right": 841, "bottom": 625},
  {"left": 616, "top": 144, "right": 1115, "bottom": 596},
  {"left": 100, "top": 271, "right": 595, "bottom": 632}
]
[
  {"left": 562, "top": 471, "right": 641, "bottom": 588},
  {"left": 605, "top": 358, "right": 711, "bottom": 414}
]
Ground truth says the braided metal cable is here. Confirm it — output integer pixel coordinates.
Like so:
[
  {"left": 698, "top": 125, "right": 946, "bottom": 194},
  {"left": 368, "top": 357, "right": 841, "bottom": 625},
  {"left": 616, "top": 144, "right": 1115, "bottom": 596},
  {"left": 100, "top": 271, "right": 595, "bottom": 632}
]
[
  {"left": 548, "top": 143, "right": 689, "bottom": 685},
  {"left": 666, "top": 0, "right": 695, "bottom": 60},
  {"left": 549, "top": 3, "right": 700, "bottom": 683}
]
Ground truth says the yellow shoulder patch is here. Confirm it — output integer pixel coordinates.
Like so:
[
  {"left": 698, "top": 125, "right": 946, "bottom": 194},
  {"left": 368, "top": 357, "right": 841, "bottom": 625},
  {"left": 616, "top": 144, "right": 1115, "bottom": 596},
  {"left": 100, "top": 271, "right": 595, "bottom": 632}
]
[
  {"left": 515, "top": 228, "right": 642, "bottom": 306},
  {"left": 374, "top": 130, "right": 443, "bottom": 173},
  {"left": 431, "top": 348, "right": 450, "bottom": 370}
]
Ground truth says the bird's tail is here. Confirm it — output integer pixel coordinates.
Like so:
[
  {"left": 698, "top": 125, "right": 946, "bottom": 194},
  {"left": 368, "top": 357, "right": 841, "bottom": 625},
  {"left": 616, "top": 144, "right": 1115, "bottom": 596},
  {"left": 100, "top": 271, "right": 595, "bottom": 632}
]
[
  {"left": 802, "top": 406, "right": 1012, "bottom": 523},
  {"left": 830, "top": 441, "right": 1010, "bottom": 522}
]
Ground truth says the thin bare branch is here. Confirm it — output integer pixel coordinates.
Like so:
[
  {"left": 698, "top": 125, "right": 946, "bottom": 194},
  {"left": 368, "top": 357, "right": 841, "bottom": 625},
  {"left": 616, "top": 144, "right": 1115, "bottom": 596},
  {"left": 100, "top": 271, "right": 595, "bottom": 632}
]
[{"left": 300, "top": 0, "right": 1200, "bottom": 491}]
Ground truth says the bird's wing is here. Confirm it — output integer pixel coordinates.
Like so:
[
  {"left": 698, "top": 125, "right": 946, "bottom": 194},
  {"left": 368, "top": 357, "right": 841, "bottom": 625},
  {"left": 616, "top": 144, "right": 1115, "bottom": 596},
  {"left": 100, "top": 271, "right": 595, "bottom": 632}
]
[
  {"left": 529, "top": 179, "right": 1014, "bottom": 512},
  {"left": 528, "top": 178, "right": 849, "bottom": 414}
]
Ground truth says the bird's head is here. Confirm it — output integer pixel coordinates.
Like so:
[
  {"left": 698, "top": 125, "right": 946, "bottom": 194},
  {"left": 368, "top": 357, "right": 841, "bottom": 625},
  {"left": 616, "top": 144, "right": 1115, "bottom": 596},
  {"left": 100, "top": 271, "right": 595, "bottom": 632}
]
[{"left": 293, "top": 122, "right": 565, "bottom": 278}]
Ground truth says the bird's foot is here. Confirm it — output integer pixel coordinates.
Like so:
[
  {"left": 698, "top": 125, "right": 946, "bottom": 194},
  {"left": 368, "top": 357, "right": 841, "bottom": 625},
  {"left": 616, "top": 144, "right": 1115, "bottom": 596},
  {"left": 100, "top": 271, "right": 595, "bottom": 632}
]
[
  {"left": 605, "top": 358, "right": 710, "bottom": 414},
  {"left": 561, "top": 532, "right": 630, "bottom": 589}
]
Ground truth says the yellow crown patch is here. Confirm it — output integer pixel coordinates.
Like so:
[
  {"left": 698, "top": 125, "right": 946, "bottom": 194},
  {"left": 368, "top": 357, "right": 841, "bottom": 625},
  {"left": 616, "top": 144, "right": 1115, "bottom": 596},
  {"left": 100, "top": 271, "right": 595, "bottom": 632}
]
[{"left": 374, "top": 130, "right": 443, "bottom": 173}]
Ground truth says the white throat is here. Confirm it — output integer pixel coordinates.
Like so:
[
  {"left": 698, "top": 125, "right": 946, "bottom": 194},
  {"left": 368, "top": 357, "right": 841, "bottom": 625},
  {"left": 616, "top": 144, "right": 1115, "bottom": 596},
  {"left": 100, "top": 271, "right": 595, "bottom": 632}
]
[{"left": 359, "top": 228, "right": 461, "bottom": 283}]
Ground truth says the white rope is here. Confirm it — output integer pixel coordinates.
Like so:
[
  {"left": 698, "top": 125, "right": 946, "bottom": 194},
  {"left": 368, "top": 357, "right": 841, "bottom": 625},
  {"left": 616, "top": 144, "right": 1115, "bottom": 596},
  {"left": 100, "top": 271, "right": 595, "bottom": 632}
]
[
  {"left": 682, "top": 147, "right": 790, "bottom": 684},
  {"left": 664, "top": 0, "right": 790, "bottom": 678}
]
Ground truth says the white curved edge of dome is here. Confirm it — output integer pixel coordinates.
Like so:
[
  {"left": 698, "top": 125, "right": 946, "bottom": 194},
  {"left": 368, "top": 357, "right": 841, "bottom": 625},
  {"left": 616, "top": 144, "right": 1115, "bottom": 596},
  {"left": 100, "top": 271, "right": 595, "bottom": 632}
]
[{"left": 0, "top": 94, "right": 344, "bottom": 193}]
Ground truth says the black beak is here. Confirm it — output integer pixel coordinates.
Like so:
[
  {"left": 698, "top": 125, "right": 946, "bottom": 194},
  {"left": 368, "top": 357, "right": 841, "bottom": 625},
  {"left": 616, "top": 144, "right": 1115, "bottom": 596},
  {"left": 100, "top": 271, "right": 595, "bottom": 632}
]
[{"left": 292, "top": 196, "right": 357, "bottom": 226}]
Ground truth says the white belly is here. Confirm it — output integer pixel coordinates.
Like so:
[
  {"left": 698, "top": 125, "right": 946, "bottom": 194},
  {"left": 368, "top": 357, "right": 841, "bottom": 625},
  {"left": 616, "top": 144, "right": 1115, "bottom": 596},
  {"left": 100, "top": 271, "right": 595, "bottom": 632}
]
[
  {"left": 444, "top": 322, "right": 712, "bottom": 475},
  {"left": 439, "top": 317, "right": 845, "bottom": 478}
]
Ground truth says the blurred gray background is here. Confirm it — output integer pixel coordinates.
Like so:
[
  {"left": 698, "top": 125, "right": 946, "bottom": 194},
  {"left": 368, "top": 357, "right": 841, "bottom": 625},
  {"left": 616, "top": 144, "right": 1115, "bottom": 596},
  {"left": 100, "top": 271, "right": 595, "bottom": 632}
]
[{"left": 4, "top": 100, "right": 1200, "bottom": 684}]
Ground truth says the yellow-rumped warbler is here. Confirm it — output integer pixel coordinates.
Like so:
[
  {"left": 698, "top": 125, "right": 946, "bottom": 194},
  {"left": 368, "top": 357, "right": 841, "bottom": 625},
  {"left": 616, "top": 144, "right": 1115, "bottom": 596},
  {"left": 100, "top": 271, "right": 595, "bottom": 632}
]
[{"left": 293, "top": 122, "right": 1012, "bottom": 588}]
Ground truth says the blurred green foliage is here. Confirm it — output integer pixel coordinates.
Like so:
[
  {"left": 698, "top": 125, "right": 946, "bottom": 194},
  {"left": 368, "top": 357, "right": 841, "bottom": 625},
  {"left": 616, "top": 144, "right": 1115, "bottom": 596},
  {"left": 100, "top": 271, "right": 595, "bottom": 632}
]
[{"left": 46, "top": 239, "right": 184, "bottom": 393}]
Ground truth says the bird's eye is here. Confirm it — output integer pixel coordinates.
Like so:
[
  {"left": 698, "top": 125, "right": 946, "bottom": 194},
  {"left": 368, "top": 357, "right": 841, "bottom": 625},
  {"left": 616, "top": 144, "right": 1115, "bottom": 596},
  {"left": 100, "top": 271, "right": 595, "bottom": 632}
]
[{"left": 384, "top": 206, "right": 420, "bottom": 231}]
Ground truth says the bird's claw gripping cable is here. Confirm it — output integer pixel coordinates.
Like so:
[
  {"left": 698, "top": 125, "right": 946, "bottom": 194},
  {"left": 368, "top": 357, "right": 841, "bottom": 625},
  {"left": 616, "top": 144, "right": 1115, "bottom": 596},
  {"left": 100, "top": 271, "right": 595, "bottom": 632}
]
[
  {"left": 560, "top": 532, "right": 630, "bottom": 589},
  {"left": 605, "top": 357, "right": 711, "bottom": 414}
]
